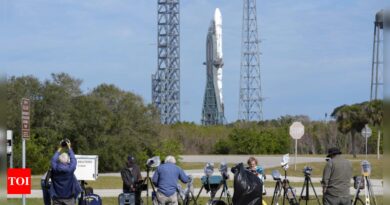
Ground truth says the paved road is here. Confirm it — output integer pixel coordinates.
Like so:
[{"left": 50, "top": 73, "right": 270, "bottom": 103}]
[{"left": 180, "top": 155, "right": 326, "bottom": 168}]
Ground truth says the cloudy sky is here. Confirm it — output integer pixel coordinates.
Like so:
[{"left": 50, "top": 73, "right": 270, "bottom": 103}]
[{"left": 0, "top": 0, "right": 387, "bottom": 123}]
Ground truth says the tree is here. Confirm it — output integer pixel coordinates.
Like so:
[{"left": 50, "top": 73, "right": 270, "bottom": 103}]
[
  {"left": 331, "top": 103, "right": 368, "bottom": 158},
  {"left": 365, "top": 100, "right": 383, "bottom": 158}
]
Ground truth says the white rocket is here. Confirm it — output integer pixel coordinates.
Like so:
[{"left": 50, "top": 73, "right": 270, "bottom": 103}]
[
  {"left": 214, "top": 8, "right": 223, "bottom": 104},
  {"left": 202, "top": 8, "right": 225, "bottom": 125}
]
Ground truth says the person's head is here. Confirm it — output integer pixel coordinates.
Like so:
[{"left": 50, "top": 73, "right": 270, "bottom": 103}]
[
  {"left": 59, "top": 152, "right": 70, "bottom": 164},
  {"left": 165, "top": 155, "right": 176, "bottom": 164},
  {"left": 127, "top": 155, "right": 135, "bottom": 166},
  {"left": 247, "top": 157, "right": 258, "bottom": 169},
  {"left": 326, "top": 147, "right": 342, "bottom": 158}
]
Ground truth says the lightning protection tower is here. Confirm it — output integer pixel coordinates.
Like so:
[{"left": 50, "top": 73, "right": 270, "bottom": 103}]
[
  {"left": 370, "top": 10, "right": 387, "bottom": 100},
  {"left": 152, "top": 0, "right": 180, "bottom": 124},
  {"left": 238, "top": 0, "right": 263, "bottom": 121}
]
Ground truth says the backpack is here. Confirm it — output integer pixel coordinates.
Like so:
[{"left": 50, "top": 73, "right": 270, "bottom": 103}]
[{"left": 83, "top": 193, "right": 103, "bottom": 205}]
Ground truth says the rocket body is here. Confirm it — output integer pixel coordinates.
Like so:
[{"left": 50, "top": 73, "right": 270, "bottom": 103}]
[{"left": 202, "top": 8, "right": 225, "bottom": 125}]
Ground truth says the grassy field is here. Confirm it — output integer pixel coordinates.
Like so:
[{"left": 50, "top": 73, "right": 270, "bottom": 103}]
[
  {"left": 7, "top": 196, "right": 384, "bottom": 205},
  {"left": 181, "top": 155, "right": 383, "bottom": 179}
]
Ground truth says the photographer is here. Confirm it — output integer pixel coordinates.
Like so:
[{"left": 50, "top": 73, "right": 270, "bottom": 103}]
[
  {"left": 246, "top": 157, "right": 266, "bottom": 195},
  {"left": 120, "top": 155, "right": 143, "bottom": 205},
  {"left": 152, "top": 155, "right": 190, "bottom": 205},
  {"left": 50, "top": 139, "right": 81, "bottom": 205},
  {"left": 321, "top": 147, "right": 352, "bottom": 205}
]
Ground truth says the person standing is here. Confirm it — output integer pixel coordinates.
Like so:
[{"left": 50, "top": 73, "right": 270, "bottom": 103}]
[
  {"left": 121, "top": 155, "right": 143, "bottom": 205},
  {"left": 246, "top": 157, "right": 267, "bottom": 199},
  {"left": 50, "top": 139, "right": 81, "bottom": 205},
  {"left": 321, "top": 147, "right": 353, "bottom": 205},
  {"left": 152, "top": 155, "right": 190, "bottom": 205}
]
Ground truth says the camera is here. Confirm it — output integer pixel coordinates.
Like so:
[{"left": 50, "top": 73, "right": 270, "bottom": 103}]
[
  {"left": 204, "top": 162, "right": 214, "bottom": 177},
  {"left": 146, "top": 156, "right": 161, "bottom": 168},
  {"left": 272, "top": 170, "right": 281, "bottom": 181},
  {"left": 303, "top": 166, "right": 312, "bottom": 176},
  {"left": 219, "top": 162, "right": 229, "bottom": 180},
  {"left": 60, "top": 139, "right": 70, "bottom": 147},
  {"left": 281, "top": 154, "right": 290, "bottom": 170}
]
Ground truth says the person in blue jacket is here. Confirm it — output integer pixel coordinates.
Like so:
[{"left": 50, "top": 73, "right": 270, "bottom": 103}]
[
  {"left": 152, "top": 155, "right": 190, "bottom": 205},
  {"left": 50, "top": 139, "right": 81, "bottom": 205}
]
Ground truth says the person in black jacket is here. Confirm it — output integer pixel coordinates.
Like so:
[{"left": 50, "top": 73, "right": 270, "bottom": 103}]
[{"left": 121, "top": 155, "right": 143, "bottom": 205}]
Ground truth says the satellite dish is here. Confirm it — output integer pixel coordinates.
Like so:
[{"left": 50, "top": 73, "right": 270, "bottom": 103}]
[{"left": 146, "top": 156, "right": 161, "bottom": 168}]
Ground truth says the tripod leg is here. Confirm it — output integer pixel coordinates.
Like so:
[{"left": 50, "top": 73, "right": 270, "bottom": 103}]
[
  {"left": 309, "top": 178, "right": 321, "bottom": 205},
  {"left": 367, "top": 178, "right": 377, "bottom": 205},
  {"left": 271, "top": 181, "right": 280, "bottom": 205},
  {"left": 195, "top": 185, "right": 204, "bottom": 202},
  {"left": 190, "top": 191, "right": 198, "bottom": 205},
  {"left": 299, "top": 178, "right": 306, "bottom": 203}
]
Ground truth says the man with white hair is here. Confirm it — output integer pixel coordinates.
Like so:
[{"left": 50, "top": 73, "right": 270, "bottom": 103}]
[
  {"left": 50, "top": 139, "right": 81, "bottom": 205},
  {"left": 152, "top": 155, "right": 190, "bottom": 205}
]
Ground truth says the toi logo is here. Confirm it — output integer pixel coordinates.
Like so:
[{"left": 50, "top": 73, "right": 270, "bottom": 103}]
[{"left": 7, "top": 168, "right": 31, "bottom": 194}]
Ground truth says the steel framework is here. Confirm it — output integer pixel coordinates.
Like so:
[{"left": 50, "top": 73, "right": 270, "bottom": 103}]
[
  {"left": 370, "top": 10, "right": 385, "bottom": 100},
  {"left": 152, "top": 0, "right": 180, "bottom": 124},
  {"left": 238, "top": 0, "right": 263, "bottom": 121}
]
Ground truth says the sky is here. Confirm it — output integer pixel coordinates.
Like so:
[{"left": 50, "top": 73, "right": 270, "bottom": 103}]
[{"left": 0, "top": 0, "right": 388, "bottom": 123}]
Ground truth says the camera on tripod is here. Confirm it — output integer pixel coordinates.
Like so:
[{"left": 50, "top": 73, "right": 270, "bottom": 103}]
[
  {"left": 271, "top": 170, "right": 281, "bottom": 181},
  {"left": 219, "top": 162, "right": 229, "bottom": 180},
  {"left": 146, "top": 156, "right": 161, "bottom": 168},
  {"left": 303, "top": 166, "right": 312, "bottom": 176}
]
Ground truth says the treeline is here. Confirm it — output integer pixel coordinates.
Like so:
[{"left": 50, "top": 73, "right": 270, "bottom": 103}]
[{"left": 4, "top": 73, "right": 383, "bottom": 174}]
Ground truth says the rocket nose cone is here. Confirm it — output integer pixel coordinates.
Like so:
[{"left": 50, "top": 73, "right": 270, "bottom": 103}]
[{"left": 214, "top": 8, "right": 222, "bottom": 25}]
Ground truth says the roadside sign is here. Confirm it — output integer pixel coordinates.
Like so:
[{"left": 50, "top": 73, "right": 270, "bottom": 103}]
[
  {"left": 361, "top": 125, "right": 372, "bottom": 138},
  {"left": 74, "top": 155, "right": 99, "bottom": 181},
  {"left": 290, "top": 121, "right": 305, "bottom": 171},
  {"left": 21, "top": 98, "right": 30, "bottom": 139},
  {"left": 361, "top": 124, "right": 372, "bottom": 159},
  {"left": 289, "top": 121, "right": 305, "bottom": 139}
]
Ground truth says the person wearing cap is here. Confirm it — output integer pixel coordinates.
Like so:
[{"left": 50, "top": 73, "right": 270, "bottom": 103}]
[
  {"left": 121, "top": 155, "right": 143, "bottom": 205},
  {"left": 50, "top": 140, "right": 81, "bottom": 205},
  {"left": 321, "top": 147, "right": 352, "bottom": 205},
  {"left": 152, "top": 155, "right": 190, "bottom": 205}
]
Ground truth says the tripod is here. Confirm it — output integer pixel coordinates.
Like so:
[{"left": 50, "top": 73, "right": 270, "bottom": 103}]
[
  {"left": 271, "top": 170, "right": 299, "bottom": 205},
  {"left": 142, "top": 166, "right": 157, "bottom": 205},
  {"left": 352, "top": 176, "right": 377, "bottom": 205},
  {"left": 218, "top": 178, "right": 232, "bottom": 205},
  {"left": 178, "top": 178, "right": 198, "bottom": 205},
  {"left": 299, "top": 174, "right": 321, "bottom": 205}
]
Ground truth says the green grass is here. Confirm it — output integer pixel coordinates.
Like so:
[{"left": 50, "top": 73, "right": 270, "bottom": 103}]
[
  {"left": 7, "top": 196, "right": 384, "bottom": 205},
  {"left": 267, "top": 157, "right": 382, "bottom": 179}
]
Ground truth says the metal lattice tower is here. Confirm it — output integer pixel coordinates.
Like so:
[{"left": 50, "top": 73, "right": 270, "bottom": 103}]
[
  {"left": 370, "top": 10, "right": 385, "bottom": 100},
  {"left": 238, "top": 0, "right": 263, "bottom": 121},
  {"left": 152, "top": 0, "right": 180, "bottom": 124}
]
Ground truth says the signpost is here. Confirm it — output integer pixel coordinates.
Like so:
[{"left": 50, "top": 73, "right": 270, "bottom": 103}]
[
  {"left": 21, "top": 98, "right": 30, "bottom": 205},
  {"left": 289, "top": 121, "right": 305, "bottom": 170},
  {"left": 361, "top": 124, "right": 372, "bottom": 159},
  {"left": 7, "top": 130, "right": 13, "bottom": 168}
]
